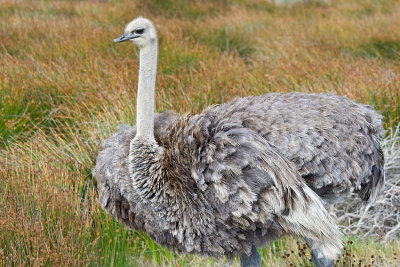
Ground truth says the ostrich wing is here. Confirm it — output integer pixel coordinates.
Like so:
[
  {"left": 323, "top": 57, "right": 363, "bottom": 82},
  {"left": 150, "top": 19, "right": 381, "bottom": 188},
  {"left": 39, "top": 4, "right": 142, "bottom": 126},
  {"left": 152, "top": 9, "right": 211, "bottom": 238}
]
[
  {"left": 157, "top": 114, "right": 341, "bottom": 258},
  {"left": 206, "top": 93, "right": 384, "bottom": 203}
]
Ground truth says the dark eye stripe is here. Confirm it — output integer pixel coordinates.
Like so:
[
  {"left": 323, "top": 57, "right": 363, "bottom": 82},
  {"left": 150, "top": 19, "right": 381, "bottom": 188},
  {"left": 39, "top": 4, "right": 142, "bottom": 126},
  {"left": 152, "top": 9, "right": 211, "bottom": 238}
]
[{"left": 135, "top": 29, "right": 145, "bottom": 34}]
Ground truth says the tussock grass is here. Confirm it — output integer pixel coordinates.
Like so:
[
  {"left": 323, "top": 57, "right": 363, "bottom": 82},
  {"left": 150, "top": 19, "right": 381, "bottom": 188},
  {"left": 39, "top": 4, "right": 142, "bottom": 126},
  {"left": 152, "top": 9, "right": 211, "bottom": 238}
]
[{"left": 1, "top": 0, "right": 400, "bottom": 265}]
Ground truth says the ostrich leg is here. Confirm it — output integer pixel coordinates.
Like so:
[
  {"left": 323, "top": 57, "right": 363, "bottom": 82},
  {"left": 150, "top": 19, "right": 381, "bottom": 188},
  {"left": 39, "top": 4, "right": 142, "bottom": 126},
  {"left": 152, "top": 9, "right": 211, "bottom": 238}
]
[
  {"left": 239, "top": 245, "right": 262, "bottom": 267},
  {"left": 304, "top": 237, "right": 334, "bottom": 267}
]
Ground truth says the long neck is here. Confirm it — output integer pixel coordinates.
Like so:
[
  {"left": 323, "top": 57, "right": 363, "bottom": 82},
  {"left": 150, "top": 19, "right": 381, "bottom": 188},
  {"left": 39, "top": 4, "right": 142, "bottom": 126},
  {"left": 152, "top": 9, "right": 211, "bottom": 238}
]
[{"left": 135, "top": 40, "right": 158, "bottom": 140}]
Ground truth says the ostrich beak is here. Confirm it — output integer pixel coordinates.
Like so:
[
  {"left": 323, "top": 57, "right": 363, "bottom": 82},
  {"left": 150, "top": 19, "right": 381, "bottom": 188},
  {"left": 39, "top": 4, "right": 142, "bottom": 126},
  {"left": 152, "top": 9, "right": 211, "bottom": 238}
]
[{"left": 113, "top": 33, "right": 132, "bottom": 43}]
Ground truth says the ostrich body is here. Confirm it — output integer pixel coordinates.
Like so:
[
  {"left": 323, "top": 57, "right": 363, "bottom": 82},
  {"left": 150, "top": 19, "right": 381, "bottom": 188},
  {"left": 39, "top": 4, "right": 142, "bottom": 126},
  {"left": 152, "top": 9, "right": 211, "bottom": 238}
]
[
  {"left": 142, "top": 92, "right": 385, "bottom": 206},
  {"left": 94, "top": 17, "right": 381, "bottom": 266}
]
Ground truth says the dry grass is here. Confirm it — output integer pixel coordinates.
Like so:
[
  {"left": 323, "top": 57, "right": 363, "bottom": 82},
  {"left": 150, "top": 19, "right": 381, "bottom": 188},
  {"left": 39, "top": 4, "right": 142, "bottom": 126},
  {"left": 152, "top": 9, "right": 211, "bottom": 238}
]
[{"left": 1, "top": 0, "right": 399, "bottom": 266}]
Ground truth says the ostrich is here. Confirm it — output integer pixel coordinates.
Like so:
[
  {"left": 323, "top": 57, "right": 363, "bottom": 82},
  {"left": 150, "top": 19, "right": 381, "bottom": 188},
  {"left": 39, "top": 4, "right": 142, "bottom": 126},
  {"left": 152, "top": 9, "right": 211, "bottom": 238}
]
[{"left": 93, "top": 17, "right": 383, "bottom": 266}]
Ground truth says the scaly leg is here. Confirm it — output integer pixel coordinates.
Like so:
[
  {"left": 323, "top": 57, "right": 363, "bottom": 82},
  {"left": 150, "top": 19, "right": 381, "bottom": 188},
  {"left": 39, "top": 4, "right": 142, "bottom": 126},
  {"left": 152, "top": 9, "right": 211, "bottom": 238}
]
[
  {"left": 304, "top": 237, "right": 334, "bottom": 267},
  {"left": 239, "top": 245, "right": 262, "bottom": 267}
]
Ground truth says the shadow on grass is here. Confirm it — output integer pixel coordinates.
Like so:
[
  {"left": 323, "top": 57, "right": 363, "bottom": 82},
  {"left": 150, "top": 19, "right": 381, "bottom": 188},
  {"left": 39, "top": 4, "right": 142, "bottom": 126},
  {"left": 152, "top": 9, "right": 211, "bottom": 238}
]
[
  {"left": 341, "top": 39, "right": 400, "bottom": 60},
  {"left": 191, "top": 25, "right": 256, "bottom": 60},
  {"left": 0, "top": 88, "right": 75, "bottom": 147}
]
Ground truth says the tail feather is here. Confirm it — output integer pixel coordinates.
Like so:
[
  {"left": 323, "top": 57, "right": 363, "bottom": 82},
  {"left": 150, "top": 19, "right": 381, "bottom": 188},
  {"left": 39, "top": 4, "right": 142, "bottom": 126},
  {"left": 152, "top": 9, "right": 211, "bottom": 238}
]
[
  {"left": 278, "top": 186, "right": 343, "bottom": 260},
  {"left": 360, "top": 147, "right": 385, "bottom": 202}
]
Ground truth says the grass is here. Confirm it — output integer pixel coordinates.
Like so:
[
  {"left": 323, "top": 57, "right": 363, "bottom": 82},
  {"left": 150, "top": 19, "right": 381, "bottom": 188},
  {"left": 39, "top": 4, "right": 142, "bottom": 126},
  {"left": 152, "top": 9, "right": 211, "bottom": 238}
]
[
  {"left": 342, "top": 39, "right": 400, "bottom": 60},
  {"left": 1, "top": 0, "right": 399, "bottom": 266}
]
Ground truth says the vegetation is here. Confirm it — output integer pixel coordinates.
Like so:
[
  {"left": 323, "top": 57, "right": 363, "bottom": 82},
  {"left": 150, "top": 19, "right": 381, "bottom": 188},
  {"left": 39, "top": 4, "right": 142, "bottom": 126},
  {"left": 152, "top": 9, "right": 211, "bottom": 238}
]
[{"left": 0, "top": 0, "right": 399, "bottom": 265}]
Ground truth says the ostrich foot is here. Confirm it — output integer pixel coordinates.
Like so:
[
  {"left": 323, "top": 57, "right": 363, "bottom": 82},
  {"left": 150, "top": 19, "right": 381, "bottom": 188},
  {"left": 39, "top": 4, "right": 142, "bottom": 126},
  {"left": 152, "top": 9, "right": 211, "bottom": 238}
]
[
  {"left": 304, "top": 237, "right": 334, "bottom": 267},
  {"left": 239, "top": 245, "right": 261, "bottom": 267}
]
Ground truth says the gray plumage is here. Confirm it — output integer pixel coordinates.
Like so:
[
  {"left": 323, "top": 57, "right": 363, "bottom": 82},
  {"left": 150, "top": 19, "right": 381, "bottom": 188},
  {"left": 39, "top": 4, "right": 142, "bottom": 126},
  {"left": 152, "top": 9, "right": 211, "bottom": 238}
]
[
  {"left": 208, "top": 93, "right": 385, "bottom": 205},
  {"left": 94, "top": 100, "right": 343, "bottom": 259},
  {"left": 95, "top": 93, "right": 384, "bottom": 214}
]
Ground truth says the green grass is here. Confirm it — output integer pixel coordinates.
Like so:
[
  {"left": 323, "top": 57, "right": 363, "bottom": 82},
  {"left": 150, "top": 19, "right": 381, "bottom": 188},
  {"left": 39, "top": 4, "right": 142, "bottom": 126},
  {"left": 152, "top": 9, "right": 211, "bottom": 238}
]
[
  {"left": 345, "top": 39, "right": 400, "bottom": 60},
  {"left": 0, "top": 88, "right": 51, "bottom": 146},
  {"left": 194, "top": 24, "right": 257, "bottom": 58}
]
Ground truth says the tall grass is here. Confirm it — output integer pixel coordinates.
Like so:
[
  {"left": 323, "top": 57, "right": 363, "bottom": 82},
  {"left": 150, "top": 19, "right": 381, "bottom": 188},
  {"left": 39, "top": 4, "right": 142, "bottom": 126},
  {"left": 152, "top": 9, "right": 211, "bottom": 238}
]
[{"left": 1, "top": 0, "right": 399, "bottom": 265}]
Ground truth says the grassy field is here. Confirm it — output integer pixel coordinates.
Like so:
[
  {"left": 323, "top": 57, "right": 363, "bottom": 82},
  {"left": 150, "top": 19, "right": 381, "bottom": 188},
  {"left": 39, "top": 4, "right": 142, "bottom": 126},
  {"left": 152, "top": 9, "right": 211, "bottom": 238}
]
[{"left": 1, "top": 0, "right": 399, "bottom": 266}]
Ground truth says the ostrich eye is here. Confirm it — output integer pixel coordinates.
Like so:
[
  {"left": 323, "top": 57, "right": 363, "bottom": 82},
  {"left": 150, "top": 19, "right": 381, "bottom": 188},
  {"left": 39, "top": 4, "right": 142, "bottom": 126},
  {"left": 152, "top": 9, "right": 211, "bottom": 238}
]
[{"left": 135, "top": 28, "right": 145, "bottom": 34}]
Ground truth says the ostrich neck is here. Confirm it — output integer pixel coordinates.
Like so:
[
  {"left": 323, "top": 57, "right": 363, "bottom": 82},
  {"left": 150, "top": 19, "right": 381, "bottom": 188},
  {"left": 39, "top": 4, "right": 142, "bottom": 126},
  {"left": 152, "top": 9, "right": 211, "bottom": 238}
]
[
  {"left": 135, "top": 41, "right": 158, "bottom": 139},
  {"left": 129, "top": 39, "right": 210, "bottom": 234}
]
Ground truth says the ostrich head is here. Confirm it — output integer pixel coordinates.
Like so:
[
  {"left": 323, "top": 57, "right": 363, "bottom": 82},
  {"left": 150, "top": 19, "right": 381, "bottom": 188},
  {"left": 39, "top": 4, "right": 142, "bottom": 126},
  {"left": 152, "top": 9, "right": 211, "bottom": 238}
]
[{"left": 114, "top": 17, "right": 157, "bottom": 48}]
